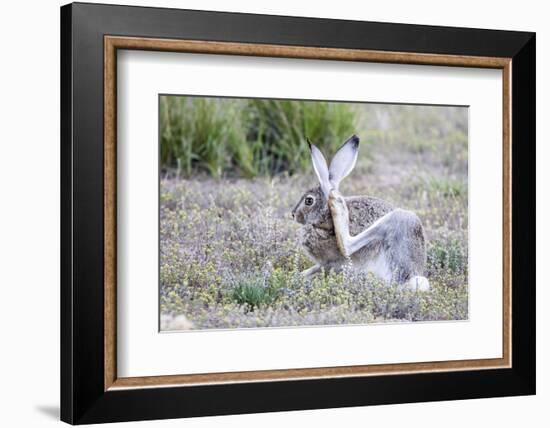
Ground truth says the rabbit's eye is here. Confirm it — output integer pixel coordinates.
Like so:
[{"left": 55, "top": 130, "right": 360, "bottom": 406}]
[{"left": 304, "top": 196, "right": 315, "bottom": 206}]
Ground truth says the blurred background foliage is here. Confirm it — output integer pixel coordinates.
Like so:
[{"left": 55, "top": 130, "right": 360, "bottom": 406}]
[
  {"left": 160, "top": 96, "right": 356, "bottom": 178},
  {"left": 160, "top": 95, "right": 467, "bottom": 179}
]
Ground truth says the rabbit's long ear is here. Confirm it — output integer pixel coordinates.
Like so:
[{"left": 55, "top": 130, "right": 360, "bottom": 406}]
[
  {"left": 308, "top": 139, "right": 331, "bottom": 198},
  {"left": 329, "top": 135, "right": 359, "bottom": 190}
]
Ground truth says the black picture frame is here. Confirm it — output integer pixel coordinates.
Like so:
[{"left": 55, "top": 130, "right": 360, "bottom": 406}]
[{"left": 61, "top": 2, "right": 535, "bottom": 424}]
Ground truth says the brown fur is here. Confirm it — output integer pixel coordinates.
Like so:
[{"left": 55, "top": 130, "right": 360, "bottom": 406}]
[{"left": 292, "top": 186, "right": 396, "bottom": 271}]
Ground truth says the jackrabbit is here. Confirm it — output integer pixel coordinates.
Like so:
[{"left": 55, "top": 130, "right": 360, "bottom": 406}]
[{"left": 291, "top": 135, "right": 430, "bottom": 291}]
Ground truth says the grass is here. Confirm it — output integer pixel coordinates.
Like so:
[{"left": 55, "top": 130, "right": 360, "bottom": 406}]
[
  {"left": 160, "top": 96, "right": 357, "bottom": 178},
  {"left": 159, "top": 101, "right": 469, "bottom": 330}
]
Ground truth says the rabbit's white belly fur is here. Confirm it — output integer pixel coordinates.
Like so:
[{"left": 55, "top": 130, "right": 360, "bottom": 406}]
[{"left": 359, "top": 250, "right": 392, "bottom": 282}]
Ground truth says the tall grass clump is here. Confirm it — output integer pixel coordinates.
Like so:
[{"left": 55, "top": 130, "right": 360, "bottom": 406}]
[
  {"left": 160, "top": 96, "right": 246, "bottom": 178},
  {"left": 160, "top": 96, "right": 356, "bottom": 178},
  {"left": 242, "top": 99, "right": 356, "bottom": 175}
]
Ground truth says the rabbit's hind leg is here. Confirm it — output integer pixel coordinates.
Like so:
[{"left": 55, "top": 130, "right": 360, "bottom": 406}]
[
  {"left": 328, "top": 190, "right": 352, "bottom": 257},
  {"left": 329, "top": 189, "right": 387, "bottom": 258}
]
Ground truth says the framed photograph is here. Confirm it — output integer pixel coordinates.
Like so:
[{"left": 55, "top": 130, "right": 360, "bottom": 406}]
[{"left": 60, "top": 2, "right": 535, "bottom": 424}]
